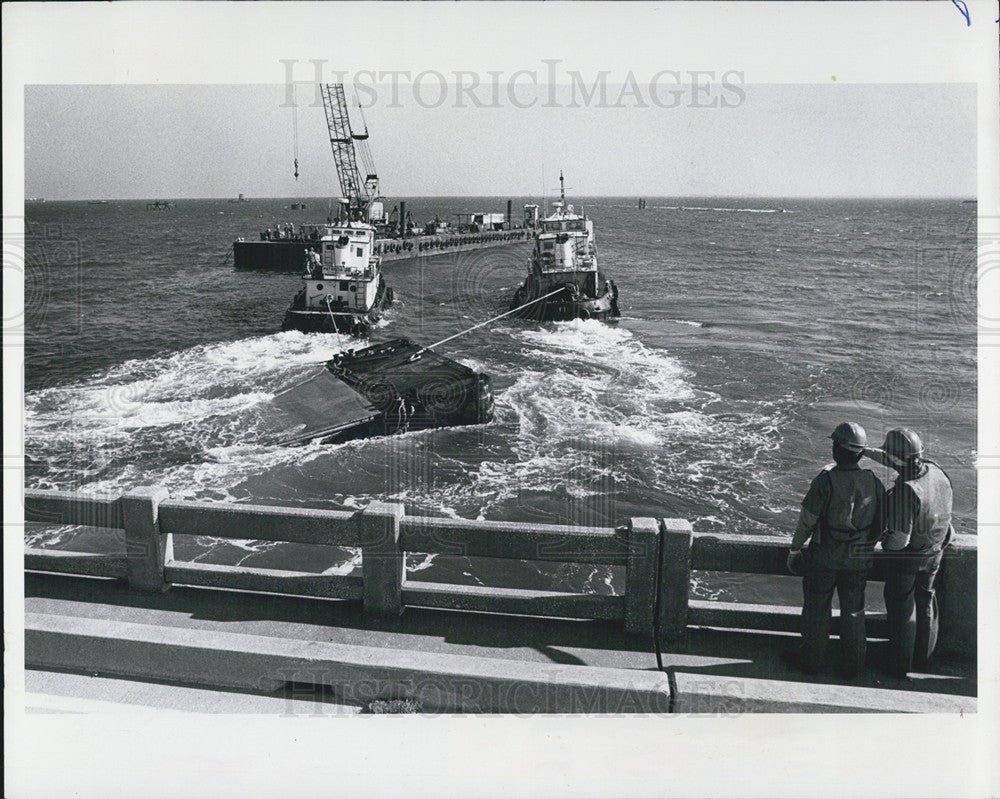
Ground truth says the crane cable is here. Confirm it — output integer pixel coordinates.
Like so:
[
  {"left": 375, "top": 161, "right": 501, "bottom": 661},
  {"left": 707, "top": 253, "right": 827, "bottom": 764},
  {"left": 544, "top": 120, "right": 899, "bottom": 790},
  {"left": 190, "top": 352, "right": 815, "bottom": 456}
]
[{"left": 292, "top": 103, "right": 300, "bottom": 180}]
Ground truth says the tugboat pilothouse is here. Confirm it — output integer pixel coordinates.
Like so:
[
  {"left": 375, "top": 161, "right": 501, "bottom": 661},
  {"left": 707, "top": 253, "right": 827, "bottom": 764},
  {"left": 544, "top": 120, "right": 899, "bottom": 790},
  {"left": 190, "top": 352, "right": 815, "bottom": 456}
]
[
  {"left": 511, "top": 171, "right": 620, "bottom": 321},
  {"left": 282, "top": 219, "right": 393, "bottom": 335}
]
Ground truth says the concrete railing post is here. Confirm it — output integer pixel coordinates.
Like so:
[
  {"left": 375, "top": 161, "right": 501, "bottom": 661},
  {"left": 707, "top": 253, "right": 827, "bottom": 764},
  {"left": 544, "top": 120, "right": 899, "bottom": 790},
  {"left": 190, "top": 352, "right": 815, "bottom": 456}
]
[
  {"left": 625, "top": 517, "right": 661, "bottom": 636},
  {"left": 657, "top": 518, "right": 693, "bottom": 641},
  {"left": 121, "top": 487, "right": 170, "bottom": 593},
  {"left": 359, "top": 501, "right": 406, "bottom": 618},
  {"left": 937, "top": 540, "right": 977, "bottom": 660}
]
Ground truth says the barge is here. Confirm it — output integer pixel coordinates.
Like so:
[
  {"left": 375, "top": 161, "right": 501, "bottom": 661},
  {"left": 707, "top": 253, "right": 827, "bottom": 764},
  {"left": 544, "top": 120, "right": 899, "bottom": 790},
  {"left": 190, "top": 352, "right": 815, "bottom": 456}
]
[
  {"left": 234, "top": 220, "right": 530, "bottom": 271},
  {"left": 267, "top": 338, "right": 494, "bottom": 445}
]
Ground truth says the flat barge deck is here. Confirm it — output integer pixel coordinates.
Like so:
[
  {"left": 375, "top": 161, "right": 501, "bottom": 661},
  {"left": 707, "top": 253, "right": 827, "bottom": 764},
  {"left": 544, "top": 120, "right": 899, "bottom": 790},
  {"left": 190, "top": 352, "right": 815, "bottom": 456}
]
[{"left": 234, "top": 229, "right": 530, "bottom": 271}]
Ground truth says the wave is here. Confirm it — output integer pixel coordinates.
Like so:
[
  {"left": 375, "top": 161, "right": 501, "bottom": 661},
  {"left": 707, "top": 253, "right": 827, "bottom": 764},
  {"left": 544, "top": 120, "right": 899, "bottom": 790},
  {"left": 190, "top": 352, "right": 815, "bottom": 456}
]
[
  {"left": 661, "top": 205, "right": 784, "bottom": 214},
  {"left": 25, "top": 319, "right": 793, "bottom": 541},
  {"left": 666, "top": 318, "right": 705, "bottom": 328},
  {"left": 24, "top": 331, "right": 360, "bottom": 497},
  {"left": 389, "top": 319, "right": 789, "bottom": 526}
]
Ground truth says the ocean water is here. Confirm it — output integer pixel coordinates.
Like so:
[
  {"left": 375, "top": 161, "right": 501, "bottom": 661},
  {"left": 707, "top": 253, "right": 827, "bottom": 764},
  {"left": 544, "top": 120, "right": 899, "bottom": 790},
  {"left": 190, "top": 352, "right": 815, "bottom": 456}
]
[{"left": 22, "top": 197, "right": 977, "bottom": 602}]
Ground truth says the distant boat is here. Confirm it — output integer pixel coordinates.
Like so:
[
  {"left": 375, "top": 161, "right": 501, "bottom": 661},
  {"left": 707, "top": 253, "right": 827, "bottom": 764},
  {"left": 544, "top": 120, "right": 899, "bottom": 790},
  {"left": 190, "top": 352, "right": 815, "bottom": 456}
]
[
  {"left": 228, "top": 193, "right": 251, "bottom": 204},
  {"left": 961, "top": 199, "right": 977, "bottom": 204},
  {"left": 146, "top": 200, "right": 175, "bottom": 210},
  {"left": 87, "top": 200, "right": 109, "bottom": 205}
]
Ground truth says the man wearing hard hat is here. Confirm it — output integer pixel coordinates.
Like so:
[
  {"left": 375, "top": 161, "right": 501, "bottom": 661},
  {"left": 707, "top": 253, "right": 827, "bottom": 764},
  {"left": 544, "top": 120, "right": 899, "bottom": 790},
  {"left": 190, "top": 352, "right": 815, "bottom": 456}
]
[
  {"left": 863, "top": 428, "right": 954, "bottom": 679},
  {"left": 785, "top": 422, "right": 886, "bottom": 679}
]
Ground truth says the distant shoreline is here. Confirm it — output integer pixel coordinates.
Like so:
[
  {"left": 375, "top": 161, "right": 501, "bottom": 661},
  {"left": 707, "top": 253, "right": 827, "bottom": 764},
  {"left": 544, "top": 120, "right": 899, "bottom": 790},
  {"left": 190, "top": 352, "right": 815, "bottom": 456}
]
[{"left": 26, "top": 195, "right": 979, "bottom": 204}]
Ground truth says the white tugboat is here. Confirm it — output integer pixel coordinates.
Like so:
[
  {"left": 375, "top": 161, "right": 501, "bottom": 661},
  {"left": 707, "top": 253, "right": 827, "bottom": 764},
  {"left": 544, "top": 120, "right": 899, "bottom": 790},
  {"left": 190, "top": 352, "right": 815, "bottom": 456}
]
[
  {"left": 510, "top": 171, "right": 619, "bottom": 321},
  {"left": 281, "top": 216, "right": 393, "bottom": 335}
]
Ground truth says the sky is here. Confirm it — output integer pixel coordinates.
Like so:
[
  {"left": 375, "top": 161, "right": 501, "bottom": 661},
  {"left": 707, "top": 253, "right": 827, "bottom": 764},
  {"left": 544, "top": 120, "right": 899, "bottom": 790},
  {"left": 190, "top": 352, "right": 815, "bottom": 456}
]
[{"left": 24, "top": 82, "right": 976, "bottom": 200}]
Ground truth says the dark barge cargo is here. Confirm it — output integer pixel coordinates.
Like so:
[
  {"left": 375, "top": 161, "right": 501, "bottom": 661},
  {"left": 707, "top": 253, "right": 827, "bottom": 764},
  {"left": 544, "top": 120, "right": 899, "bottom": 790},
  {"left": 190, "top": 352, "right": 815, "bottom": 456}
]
[{"left": 267, "top": 338, "right": 494, "bottom": 445}]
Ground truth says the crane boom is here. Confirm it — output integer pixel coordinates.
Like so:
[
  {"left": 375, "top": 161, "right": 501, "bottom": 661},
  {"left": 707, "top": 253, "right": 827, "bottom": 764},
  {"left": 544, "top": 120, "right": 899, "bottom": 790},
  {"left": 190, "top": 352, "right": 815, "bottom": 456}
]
[{"left": 321, "top": 84, "right": 379, "bottom": 220}]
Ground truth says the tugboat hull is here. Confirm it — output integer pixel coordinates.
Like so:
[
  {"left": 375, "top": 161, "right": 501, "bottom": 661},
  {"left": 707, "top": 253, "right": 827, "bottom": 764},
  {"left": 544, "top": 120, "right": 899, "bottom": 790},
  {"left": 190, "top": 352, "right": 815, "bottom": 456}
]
[
  {"left": 282, "top": 278, "right": 393, "bottom": 335},
  {"left": 511, "top": 280, "right": 620, "bottom": 322}
]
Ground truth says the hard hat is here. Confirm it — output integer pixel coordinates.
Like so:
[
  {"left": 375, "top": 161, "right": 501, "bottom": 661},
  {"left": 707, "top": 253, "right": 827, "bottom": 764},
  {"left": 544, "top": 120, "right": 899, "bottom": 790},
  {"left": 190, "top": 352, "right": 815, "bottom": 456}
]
[
  {"left": 882, "top": 428, "right": 923, "bottom": 460},
  {"left": 830, "top": 422, "right": 867, "bottom": 452}
]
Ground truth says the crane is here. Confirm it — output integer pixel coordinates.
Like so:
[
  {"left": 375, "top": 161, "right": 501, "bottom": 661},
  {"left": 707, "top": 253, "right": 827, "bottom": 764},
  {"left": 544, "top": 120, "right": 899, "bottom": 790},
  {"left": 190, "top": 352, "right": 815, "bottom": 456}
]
[{"left": 321, "top": 84, "right": 380, "bottom": 222}]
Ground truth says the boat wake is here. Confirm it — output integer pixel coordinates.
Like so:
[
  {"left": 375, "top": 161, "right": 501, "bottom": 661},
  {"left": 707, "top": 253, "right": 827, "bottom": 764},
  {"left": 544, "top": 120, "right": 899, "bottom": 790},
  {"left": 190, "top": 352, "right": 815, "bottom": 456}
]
[
  {"left": 395, "top": 320, "right": 790, "bottom": 537},
  {"left": 24, "top": 331, "right": 360, "bottom": 499},
  {"left": 25, "top": 319, "right": 792, "bottom": 597}
]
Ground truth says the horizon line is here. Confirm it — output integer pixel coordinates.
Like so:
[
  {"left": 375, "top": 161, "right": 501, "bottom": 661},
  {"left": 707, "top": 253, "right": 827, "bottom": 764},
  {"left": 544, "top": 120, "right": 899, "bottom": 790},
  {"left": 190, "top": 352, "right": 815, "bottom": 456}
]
[{"left": 25, "top": 194, "right": 978, "bottom": 203}]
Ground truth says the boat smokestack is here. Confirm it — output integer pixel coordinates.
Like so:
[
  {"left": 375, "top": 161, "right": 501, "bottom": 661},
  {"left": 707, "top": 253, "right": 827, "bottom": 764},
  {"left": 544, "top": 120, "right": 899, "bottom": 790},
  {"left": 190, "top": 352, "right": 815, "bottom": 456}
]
[
  {"left": 507, "top": 199, "right": 512, "bottom": 230},
  {"left": 399, "top": 200, "right": 406, "bottom": 238}
]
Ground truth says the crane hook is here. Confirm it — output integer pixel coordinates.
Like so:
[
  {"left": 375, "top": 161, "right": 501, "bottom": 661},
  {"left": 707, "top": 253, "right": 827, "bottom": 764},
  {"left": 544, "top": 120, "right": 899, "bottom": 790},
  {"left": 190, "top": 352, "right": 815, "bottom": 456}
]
[{"left": 292, "top": 103, "right": 300, "bottom": 180}]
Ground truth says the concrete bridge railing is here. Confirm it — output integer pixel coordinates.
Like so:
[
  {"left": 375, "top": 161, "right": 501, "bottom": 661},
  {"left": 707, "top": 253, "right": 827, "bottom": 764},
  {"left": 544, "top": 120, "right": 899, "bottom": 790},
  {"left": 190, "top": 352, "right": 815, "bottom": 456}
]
[{"left": 22, "top": 488, "right": 976, "bottom": 658}]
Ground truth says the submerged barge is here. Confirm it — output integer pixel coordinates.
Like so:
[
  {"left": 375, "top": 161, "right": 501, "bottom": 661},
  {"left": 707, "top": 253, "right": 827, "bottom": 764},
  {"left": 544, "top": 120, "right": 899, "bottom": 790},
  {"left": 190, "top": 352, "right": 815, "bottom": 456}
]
[{"left": 267, "top": 338, "right": 494, "bottom": 445}]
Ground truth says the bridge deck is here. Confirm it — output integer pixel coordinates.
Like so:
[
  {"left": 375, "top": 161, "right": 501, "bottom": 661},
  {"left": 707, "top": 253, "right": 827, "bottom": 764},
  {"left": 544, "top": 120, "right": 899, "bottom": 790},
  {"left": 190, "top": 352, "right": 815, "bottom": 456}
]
[{"left": 22, "top": 572, "right": 976, "bottom": 713}]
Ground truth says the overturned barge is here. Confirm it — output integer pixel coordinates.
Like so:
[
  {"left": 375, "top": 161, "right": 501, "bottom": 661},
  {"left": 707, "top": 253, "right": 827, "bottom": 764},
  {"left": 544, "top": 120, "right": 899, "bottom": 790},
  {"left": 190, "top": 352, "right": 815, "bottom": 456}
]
[{"left": 267, "top": 338, "right": 494, "bottom": 445}]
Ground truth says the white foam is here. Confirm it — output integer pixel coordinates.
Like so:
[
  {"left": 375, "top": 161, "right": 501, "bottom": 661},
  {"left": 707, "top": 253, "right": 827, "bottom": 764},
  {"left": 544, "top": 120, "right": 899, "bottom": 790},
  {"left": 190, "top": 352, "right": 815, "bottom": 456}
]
[
  {"left": 321, "top": 550, "right": 363, "bottom": 576},
  {"left": 24, "top": 332, "right": 358, "bottom": 497},
  {"left": 406, "top": 318, "right": 794, "bottom": 524},
  {"left": 26, "top": 319, "right": 794, "bottom": 539}
]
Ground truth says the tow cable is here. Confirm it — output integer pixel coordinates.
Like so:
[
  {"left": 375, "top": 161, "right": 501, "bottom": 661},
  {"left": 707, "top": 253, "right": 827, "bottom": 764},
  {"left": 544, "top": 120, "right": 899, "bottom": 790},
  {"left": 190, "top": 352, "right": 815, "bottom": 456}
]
[
  {"left": 324, "top": 295, "right": 340, "bottom": 334},
  {"left": 410, "top": 286, "right": 569, "bottom": 359}
]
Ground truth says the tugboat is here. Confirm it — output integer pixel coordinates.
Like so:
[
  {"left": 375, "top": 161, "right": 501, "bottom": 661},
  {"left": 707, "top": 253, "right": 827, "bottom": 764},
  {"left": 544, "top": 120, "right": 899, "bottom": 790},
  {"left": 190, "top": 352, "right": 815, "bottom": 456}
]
[
  {"left": 510, "top": 172, "right": 619, "bottom": 321},
  {"left": 266, "top": 338, "right": 494, "bottom": 445},
  {"left": 281, "top": 215, "right": 393, "bottom": 335}
]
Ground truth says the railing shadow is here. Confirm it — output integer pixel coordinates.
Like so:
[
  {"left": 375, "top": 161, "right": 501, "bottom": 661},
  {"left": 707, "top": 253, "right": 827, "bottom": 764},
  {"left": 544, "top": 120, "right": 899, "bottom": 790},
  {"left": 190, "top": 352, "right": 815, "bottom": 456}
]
[
  {"left": 658, "top": 626, "right": 977, "bottom": 697},
  {"left": 25, "top": 571, "right": 653, "bottom": 663}
]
